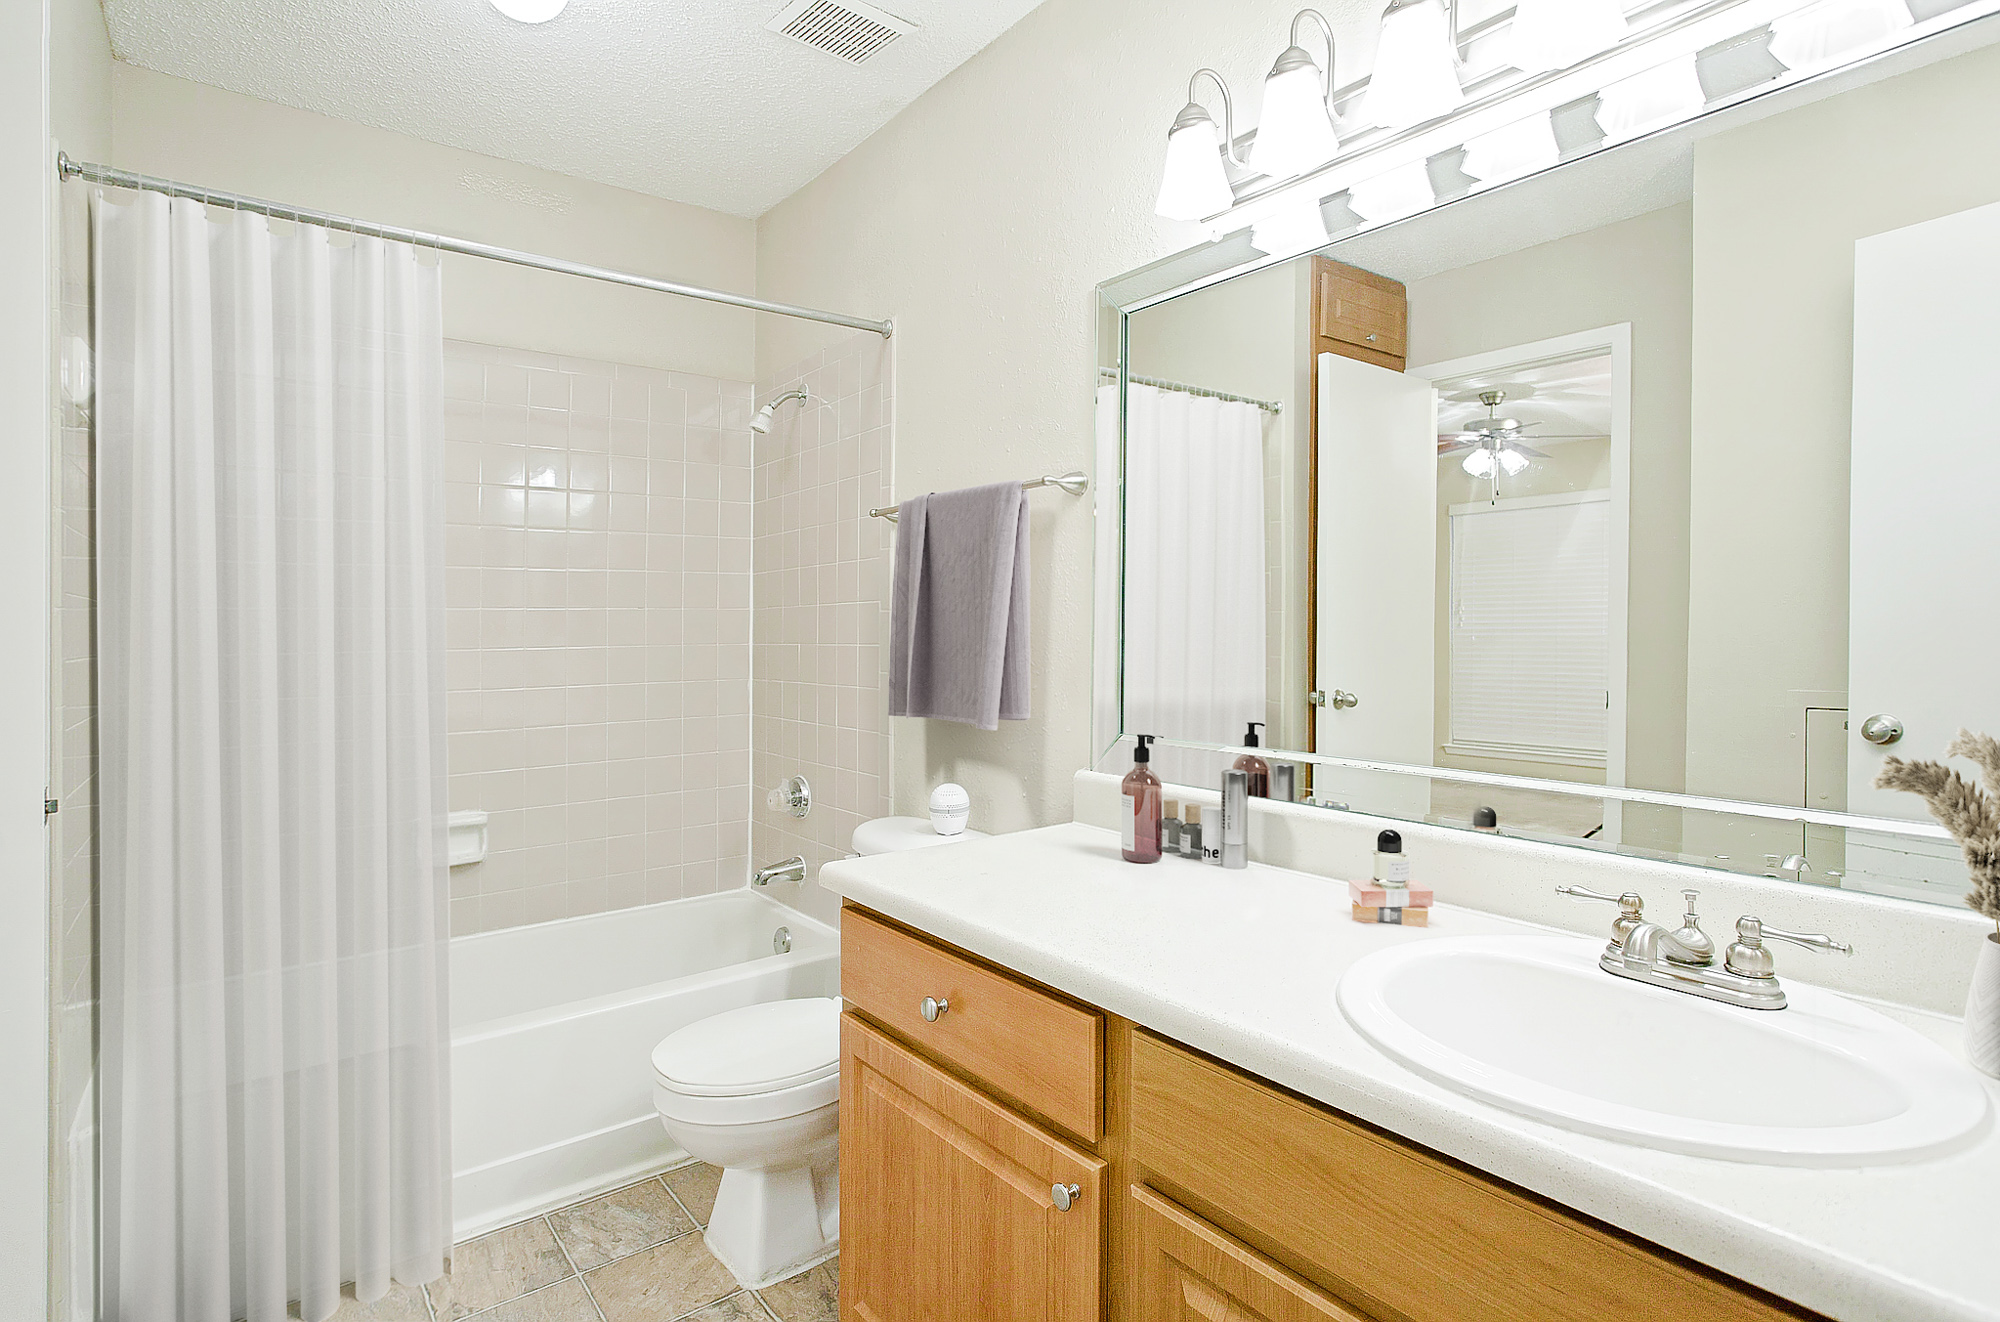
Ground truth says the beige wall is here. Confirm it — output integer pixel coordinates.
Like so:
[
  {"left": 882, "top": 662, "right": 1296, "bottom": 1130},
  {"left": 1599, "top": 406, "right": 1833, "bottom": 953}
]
[
  {"left": 1408, "top": 204, "right": 1694, "bottom": 819},
  {"left": 1684, "top": 41, "right": 2000, "bottom": 819},
  {"left": 108, "top": 64, "right": 758, "bottom": 382},
  {"left": 753, "top": 0, "right": 1343, "bottom": 832}
]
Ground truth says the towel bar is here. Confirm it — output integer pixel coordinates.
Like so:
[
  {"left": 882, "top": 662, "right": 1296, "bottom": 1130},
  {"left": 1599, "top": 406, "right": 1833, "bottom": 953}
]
[{"left": 869, "top": 471, "right": 1089, "bottom": 522}]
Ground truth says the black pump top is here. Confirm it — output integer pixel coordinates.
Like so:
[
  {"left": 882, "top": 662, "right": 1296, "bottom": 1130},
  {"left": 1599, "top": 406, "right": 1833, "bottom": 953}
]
[
  {"left": 1134, "top": 734, "right": 1155, "bottom": 763},
  {"left": 1473, "top": 805, "right": 1498, "bottom": 829},
  {"left": 1376, "top": 828, "right": 1402, "bottom": 854},
  {"left": 1243, "top": 721, "right": 1264, "bottom": 748}
]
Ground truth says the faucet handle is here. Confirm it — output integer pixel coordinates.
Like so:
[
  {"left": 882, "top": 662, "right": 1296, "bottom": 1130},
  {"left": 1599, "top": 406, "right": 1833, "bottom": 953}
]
[
  {"left": 1665, "top": 889, "right": 1716, "bottom": 966},
  {"left": 1555, "top": 886, "right": 1645, "bottom": 948},
  {"left": 1724, "top": 916, "right": 1854, "bottom": 978}
]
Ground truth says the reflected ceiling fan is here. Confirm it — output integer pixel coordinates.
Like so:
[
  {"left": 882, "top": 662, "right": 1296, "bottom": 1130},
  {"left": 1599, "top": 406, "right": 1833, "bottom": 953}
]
[{"left": 1436, "top": 389, "right": 1599, "bottom": 479}]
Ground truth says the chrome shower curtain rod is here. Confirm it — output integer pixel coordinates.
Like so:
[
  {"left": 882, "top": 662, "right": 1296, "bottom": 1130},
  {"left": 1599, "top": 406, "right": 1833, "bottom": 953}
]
[{"left": 57, "top": 153, "right": 893, "bottom": 339}]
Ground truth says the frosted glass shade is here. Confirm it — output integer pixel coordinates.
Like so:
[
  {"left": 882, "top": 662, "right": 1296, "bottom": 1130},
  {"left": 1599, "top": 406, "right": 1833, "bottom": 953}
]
[
  {"left": 1462, "top": 113, "right": 1560, "bottom": 190},
  {"left": 1348, "top": 160, "right": 1436, "bottom": 225},
  {"left": 490, "top": 0, "right": 567, "bottom": 22},
  {"left": 1360, "top": 0, "right": 1464, "bottom": 130},
  {"left": 1593, "top": 55, "right": 1706, "bottom": 145},
  {"left": 1768, "top": 0, "right": 1913, "bottom": 70},
  {"left": 1156, "top": 116, "right": 1235, "bottom": 221},
  {"left": 1498, "top": 446, "right": 1531, "bottom": 476},
  {"left": 1500, "top": 0, "right": 1627, "bottom": 73},
  {"left": 1462, "top": 447, "right": 1497, "bottom": 477},
  {"left": 1248, "top": 61, "right": 1341, "bottom": 179},
  {"left": 1248, "top": 202, "right": 1331, "bottom": 258}
]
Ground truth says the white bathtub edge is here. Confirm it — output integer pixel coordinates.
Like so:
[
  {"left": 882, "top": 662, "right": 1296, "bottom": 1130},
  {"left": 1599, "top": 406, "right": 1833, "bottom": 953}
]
[{"left": 453, "top": 1114, "right": 686, "bottom": 1244}]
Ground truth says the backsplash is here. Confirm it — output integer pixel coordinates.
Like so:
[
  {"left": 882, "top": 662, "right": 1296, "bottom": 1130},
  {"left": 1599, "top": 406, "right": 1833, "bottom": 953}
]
[
  {"left": 751, "top": 333, "right": 894, "bottom": 917},
  {"left": 443, "top": 341, "right": 755, "bottom": 934}
]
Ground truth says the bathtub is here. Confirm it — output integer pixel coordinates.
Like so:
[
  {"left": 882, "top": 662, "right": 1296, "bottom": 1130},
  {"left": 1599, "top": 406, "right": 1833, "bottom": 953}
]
[{"left": 450, "top": 889, "right": 839, "bottom": 1240}]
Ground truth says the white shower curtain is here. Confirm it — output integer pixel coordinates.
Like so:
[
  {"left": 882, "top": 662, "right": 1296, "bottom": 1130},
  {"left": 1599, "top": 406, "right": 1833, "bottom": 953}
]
[
  {"left": 1106, "top": 382, "right": 1268, "bottom": 792},
  {"left": 94, "top": 191, "right": 450, "bottom": 1322}
]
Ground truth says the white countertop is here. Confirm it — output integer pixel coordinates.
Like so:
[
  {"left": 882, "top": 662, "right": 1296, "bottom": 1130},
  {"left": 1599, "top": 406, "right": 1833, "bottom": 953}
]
[{"left": 820, "top": 822, "right": 2000, "bottom": 1322}]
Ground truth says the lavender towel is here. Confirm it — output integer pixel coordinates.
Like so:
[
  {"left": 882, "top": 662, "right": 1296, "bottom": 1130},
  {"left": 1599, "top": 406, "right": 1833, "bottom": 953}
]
[{"left": 888, "top": 481, "right": 1031, "bottom": 730}]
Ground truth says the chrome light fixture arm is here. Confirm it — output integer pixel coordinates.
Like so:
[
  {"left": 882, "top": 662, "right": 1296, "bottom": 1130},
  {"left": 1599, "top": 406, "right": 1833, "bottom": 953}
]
[
  {"left": 1283, "top": 9, "right": 1342, "bottom": 117},
  {"left": 1183, "top": 69, "right": 1248, "bottom": 168}
]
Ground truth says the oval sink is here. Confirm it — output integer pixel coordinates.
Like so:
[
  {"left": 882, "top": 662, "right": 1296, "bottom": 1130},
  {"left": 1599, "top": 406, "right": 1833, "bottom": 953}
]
[{"left": 1337, "top": 934, "right": 1991, "bottom": 1165}]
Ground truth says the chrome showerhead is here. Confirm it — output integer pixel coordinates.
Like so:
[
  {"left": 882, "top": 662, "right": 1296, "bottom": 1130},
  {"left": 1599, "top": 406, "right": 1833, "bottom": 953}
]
[{"left": 750, "top": 388, "right": 812, "bottom": 434}]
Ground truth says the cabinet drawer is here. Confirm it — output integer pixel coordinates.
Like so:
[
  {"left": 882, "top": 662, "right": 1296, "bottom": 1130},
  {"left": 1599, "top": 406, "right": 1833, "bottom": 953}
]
[
  {"left": 1315, "top": 261, "right": 1407, "bottom": 360},
  {"left": 842, "top": 1013, "right": 1104, "bottom": 1322},
  {"left": 841, "top": 905, "right": 1103, "bottom": 1141},
  {"left": 1132, "top": 1183, "right": 1369, "bottom": 1322},
  {"left": 1129, "top": 1031, "right": 1817, "bottom": 1322}
]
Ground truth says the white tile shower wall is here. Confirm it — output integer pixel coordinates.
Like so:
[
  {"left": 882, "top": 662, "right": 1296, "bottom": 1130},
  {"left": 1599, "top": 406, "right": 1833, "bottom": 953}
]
[
  {"left": 751, "top": 334, "right": 894, "bottom": 909},
  {"left": 444, "top": 341, "right": 755, "bottom": 935}
]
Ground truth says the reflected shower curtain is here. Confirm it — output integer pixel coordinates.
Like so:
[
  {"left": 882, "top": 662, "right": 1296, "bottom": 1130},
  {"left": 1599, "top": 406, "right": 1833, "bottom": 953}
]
[
  {"left": 94, "top": 191, "right": 450, "bottom": 1322},
  {"left": 1107, "top": 383, "right": 1267, "bottom": 791}
]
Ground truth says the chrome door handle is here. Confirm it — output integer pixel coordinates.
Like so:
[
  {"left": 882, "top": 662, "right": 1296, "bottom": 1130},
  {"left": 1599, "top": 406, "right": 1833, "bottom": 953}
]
[
  {"left": 1860, "top": 714, "right": 1904, "bottom": 745},
  {"left": 919, "top": 996, "right": 949, "bottom": 1022},
  {"left": 1330, "top": 690, "right": 1358, "bottom": 710},
  {"left": 1051, "top": 1183, "right": 1080, "bottom": 1212}
]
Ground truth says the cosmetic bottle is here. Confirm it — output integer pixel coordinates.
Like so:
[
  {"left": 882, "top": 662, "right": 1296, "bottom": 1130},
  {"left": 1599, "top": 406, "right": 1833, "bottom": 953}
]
[
  {"left": 1473, "top": 805, "right": 1498, "bottom": 832},
  {"left": 1220, "top": 770, "right": 1248, "bottom": 869},
  {"left": 1122, "top": 735, "right": 1162, "bottom": 864},
  {"left": 1271, "top": 762, "right": 1295, "bottom": 804},
  {"left": 1232, "top": 722, "right": 1271, "bottom": 798},
  {"left": 1181, "top": 803, "right": 1203, "bottom": 860},
  {"left": 1162, "top": 799, "right": 1183, "bottom": 855},
  {"left": 1374, "top": 829, "right": 1411, "bottom": 885}
]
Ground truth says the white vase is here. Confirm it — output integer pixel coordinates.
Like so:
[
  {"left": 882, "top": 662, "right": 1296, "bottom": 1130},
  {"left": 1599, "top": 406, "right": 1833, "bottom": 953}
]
[{"left": 1964, "top": 933, "right": 2000, "bottom": 1078}]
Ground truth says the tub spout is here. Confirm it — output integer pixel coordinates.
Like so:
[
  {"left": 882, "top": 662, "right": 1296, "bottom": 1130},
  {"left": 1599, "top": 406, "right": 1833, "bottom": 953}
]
[{"left": 753, "top": 856, "right": 807, "bottom": 887}]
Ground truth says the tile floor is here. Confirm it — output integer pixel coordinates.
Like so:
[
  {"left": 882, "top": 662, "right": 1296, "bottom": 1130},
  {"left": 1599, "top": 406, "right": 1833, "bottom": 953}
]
[{"left": 318, "top": 1162, "right": 837, "bottom": 1322}]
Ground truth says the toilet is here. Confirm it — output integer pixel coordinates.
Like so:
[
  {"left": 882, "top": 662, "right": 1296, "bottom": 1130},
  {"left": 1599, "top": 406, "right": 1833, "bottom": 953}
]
[{"left": 649, "top": 813, "right": 987, "bottom": 1288}]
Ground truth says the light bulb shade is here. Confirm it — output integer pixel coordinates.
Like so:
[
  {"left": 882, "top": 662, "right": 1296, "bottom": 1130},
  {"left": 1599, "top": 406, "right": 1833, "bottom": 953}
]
[
  {"left": 490, "top": 0, "right": 567, "bottom": 21},
  {"left": 1348, "top": 160, "right": 1436, "bottom": 225},
  {"left": 1360, "top": 0, "right": 1464, "bottom": 130},
  {"left": 1500, "top": 0, "right": 1627, "bottom": 73},
  {"left": 1593, "top": 54, "right": 1706, "bottom": 145},
  {"left": 1768, "top": 0, "right": 1912, "bottom": 70},
  {"left": 1497, "top": 446, "right": 1531, "bottom": 475},
  {"left": 1248, "top": 57, "right": 1341, "bottom": 179},
  {"left": 1461, "top": 112, "right": 1560, "bottom": 190},
  {"left": 1462, "top": 447, "right": 1497, "bottom": 477},
  {"left": 1248, "top": 201, "right": 1332, "bottom": 258},
  {"left": 1156, "top": 111, "right": 1236, "bottom": 221}
]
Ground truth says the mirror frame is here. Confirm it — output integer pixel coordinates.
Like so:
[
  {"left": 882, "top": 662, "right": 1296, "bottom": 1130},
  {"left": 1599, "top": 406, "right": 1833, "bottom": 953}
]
[{"left": 1086, "top": 20, "right": 2000, "bottom": 857}]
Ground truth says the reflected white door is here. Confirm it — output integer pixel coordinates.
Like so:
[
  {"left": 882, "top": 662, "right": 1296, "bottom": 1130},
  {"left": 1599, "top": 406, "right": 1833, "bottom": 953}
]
[
  {"left": 1846, "top": 199, "right": 2000, "bottom": 898},
  {"left": 1313, "top": 353, "right": 1437, "bottom": 814}
]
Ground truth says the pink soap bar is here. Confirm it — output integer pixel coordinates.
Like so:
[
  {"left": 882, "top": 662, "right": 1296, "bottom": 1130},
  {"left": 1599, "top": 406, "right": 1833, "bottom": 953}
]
[{"left": 1346, "top": 879, "right": 1434, "bottom": 907}]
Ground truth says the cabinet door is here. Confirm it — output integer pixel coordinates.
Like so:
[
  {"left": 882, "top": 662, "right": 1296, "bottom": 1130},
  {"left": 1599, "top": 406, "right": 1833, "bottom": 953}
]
[
  {"left": 842, "top": 1012, "right": 1104, "bottom": 1322},
  {"left": 1132, "top": 1185, "right": 1371, "bottom": 1322}
]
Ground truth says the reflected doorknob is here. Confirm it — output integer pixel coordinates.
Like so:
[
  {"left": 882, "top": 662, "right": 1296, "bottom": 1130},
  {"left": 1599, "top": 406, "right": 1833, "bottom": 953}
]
[
  {"left": 1331, "top": 690, "right": 1359, "bottom": 710},
  {"left": 1860, "top": 714, "right": 1904, "bottom": 746}
]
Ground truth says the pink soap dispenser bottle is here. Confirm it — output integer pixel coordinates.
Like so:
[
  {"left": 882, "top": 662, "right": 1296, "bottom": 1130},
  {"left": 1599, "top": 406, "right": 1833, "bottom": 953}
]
[
  {"left": 1233, "top": 722, "right": 1271, "bottom": 798},
  {"left": 1122, "top": 735, "right": 1163, "bottom": 863}
]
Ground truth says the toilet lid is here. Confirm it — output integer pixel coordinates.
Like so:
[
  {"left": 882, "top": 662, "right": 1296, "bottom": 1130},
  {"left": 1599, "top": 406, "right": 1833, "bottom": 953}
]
[{"left": 651, "top": 997, "right": 840, "bottom": 1098}]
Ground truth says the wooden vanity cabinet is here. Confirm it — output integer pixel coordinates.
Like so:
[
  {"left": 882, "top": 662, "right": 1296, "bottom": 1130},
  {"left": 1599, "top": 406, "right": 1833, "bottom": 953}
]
[{"left": 837, "top": 904, "right": 1823, "bottom": 1322}]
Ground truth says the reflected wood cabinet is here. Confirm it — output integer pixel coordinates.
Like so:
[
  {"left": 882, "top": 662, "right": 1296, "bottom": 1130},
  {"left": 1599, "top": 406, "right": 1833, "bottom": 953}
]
[{"left": 838, "top": 904, "right": 1821, "bottom": 1322}]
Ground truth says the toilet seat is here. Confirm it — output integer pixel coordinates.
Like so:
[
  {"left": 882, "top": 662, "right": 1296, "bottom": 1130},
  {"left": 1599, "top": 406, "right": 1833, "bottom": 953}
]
[{"left": 652, "top": 997, "right": 840, "bottom": 1125}]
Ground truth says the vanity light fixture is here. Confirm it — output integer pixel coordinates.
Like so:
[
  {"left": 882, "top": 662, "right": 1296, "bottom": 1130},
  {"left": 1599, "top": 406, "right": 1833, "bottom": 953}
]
[
  {"left": 1360, "top": 0, "right": 1465, "bottom": 130},
  {"left": 1347, "top": 159, "right": 1436, "bottom": 225},
  {"left": 1767, "top": 0, "right": 1913, "bottom": 70},
  {"left": 1155, "top": 69, "right": 1244, "bottom": 221},
  {"left": 1592, "top": 53, "right": 1707, "bottom": 144},
  {"left": 1248, "top": 201, "right": 1332, "bottom": 257},
  {"left": 1460, "top": 111, "right": 1561, "bottom": 190},
  {"left": 1500, "top": 0, "right": 1629, "bottom": 73},
  {"left": 489, "top": 0, "right": 569, "bottom": 22},
  {"left": 1247, "top": 10, "right": 1343, "bottom": 180}
]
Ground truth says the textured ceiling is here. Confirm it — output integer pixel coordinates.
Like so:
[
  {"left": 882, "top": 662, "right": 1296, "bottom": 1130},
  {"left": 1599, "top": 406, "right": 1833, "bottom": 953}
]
[{"left": 101, "top": 0, "right": 1048, "bottom": 217}]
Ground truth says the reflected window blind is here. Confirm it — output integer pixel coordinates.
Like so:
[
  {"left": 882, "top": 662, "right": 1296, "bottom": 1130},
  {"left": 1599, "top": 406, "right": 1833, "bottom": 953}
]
[{"left": 1447, "top": 492, "right": 1610, "bottom": 767}]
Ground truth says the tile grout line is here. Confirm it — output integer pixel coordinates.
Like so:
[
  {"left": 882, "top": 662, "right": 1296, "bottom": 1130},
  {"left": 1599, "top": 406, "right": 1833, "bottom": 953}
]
[{"left": 541, "top": 1211, "right": 607, "bottom": 1322}]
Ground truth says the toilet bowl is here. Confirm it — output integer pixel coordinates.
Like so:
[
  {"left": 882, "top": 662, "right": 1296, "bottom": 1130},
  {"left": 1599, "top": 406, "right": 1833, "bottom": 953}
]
[{"left": 651, "top": 996, "right": 841, "bottom": 1288}]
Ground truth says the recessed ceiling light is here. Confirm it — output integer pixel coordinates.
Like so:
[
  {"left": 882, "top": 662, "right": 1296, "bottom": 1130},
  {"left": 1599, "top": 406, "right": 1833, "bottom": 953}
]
[{"left": 490, "top": 0, "right": 568, "bottom": 24}]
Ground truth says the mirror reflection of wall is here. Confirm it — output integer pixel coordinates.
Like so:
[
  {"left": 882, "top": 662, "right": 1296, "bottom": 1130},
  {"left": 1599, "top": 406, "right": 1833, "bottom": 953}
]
[{"left": 1108, "top": 29, "right": 2000, "bottom": 905}]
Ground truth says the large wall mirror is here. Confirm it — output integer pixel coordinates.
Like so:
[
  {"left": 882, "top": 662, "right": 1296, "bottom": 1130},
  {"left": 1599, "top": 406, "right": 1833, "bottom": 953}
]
[{"left": 1096, "top": 16, "right": 2000, "bottom": 905}]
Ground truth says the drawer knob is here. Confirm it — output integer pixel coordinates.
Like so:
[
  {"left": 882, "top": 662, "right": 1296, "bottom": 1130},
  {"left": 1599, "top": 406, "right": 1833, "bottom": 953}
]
[
  {"left": 1051, "top": 1183, "right": 1080, "bottom": 1212},
  {"left": 919, "top": 996, "right": 949, "bottom": 1022}
]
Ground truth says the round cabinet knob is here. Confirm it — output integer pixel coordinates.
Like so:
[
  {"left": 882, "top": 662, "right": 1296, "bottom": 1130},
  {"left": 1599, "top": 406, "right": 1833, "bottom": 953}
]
[
  {"left": 1051, "top": 1183, "right": 1080, "bottom": 1212},
  {"left": 918, "top": 996, "right": 949, "bottom": 1022},
  {"left": 1860, "top": 714, "right": 1904, "bottom": 746}
]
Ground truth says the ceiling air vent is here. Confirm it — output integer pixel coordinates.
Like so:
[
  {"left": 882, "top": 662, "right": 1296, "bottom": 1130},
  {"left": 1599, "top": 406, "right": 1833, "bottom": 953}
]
[{"left": 765, "top": 0, "right": 916, "bottom": 64}]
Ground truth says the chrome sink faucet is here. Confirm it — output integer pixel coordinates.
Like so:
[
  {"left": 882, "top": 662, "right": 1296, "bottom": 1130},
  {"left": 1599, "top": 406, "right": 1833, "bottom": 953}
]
[{"left": 1555, "top": 886, "right": 1851, "bottom": 1011}]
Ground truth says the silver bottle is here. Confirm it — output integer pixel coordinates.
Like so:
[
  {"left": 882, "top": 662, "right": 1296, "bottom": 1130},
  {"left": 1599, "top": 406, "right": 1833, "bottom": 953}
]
[{"left": 1220, "top": 769, "right": 1248, "bottom": 870}]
